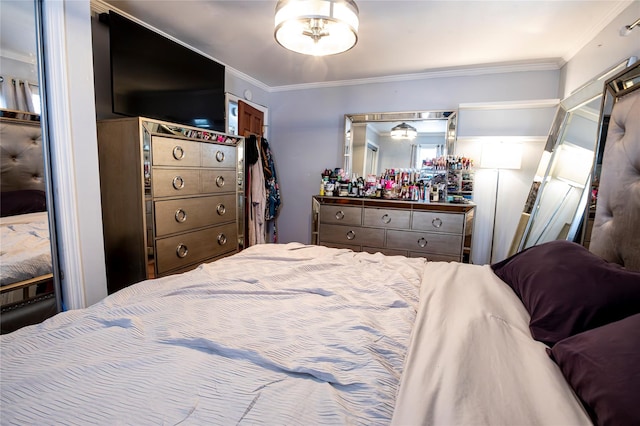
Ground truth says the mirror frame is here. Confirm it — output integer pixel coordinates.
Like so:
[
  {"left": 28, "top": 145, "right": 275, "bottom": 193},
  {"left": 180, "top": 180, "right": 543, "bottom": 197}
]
[
  {"left": 516, "top": 58, "right": 634, "bottom": 253},
  {"left": 344, "top": 110, "right": 457, "bottom": 178}
]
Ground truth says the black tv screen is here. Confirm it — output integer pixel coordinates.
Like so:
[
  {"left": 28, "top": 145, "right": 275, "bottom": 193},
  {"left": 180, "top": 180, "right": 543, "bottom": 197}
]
[{"left": 108, "top": 11, "right": 225, "bottom": 130}]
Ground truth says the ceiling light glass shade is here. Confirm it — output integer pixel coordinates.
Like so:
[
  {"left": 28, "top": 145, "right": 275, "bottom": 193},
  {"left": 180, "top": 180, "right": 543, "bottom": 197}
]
[
  {"left": 390, "top": 122, "right": 418, "bottom": 140},
  {"left": 274, "top": 0, "right": 359, "bottom": 56}
]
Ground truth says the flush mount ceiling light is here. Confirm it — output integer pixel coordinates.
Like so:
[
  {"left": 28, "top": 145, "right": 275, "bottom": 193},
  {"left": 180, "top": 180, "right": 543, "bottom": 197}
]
[
  {"left": 274, "top": 0, "right": 359, "bottom": 56},
  {"left": 390, "top": 122, "right": 418, "bottom": 140}
]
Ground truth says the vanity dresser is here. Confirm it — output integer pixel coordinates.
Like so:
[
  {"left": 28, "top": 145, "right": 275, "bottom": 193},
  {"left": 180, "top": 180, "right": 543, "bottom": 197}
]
[
  {"left": 312, "top": 196, "right": 475, "bottom": 262},
  {"left": 97, "top": 117, "right": 244, "bottom": 293}
]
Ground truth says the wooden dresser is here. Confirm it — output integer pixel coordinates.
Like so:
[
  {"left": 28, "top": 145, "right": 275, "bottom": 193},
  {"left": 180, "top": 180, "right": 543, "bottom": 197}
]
[
  {"left": 97, "top": 117, "right": 244, "bottom": 293},
  {"left": 312, "top": 196, "right": 475, "bottom": 262}
]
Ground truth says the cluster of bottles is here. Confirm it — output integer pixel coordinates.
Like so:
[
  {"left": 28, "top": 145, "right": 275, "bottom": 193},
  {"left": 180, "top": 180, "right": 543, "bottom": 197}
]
[
  {"left": 422, "top": 156, "right": 474, "bottom": 170},
  {"left": 320, "top": 167, "right": 444, "bottom": 202},
  {"left": 447, "top": 156, "right": 474, "bottom": 170}
]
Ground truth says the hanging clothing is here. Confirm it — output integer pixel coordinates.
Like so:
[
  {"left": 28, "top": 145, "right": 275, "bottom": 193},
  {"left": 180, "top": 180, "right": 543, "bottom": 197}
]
[
  {"left": 260, "top": 138, "right": 281, "bottom": 221},
  {"left": 248, "top": 136, "right": 266, "bottom": 246}
]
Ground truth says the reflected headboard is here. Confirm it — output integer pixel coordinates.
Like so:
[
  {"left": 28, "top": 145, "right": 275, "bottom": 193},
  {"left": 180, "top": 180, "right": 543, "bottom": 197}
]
[
  {"left": 590, "top": 63, "right": 640, "bottom": 271},
  {"left": 0, "top": 116, "right": 45, "bottom": 192},
  {"left": 0, "top": 116, "right": 47, "bottom": 217}
]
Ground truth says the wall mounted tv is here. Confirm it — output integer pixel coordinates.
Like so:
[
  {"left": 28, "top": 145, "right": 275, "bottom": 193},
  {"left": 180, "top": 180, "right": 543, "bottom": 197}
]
[{"left": 108, "top": 11, "right": 225, "bottom": 130}]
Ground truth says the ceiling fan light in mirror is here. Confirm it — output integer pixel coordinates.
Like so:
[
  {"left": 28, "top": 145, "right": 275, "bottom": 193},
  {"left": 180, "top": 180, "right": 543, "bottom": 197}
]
[
  {"left": 390, "top": 122, "right": 418, "bottom": 140},
  {"left": 274, "top": 0, "right": 359, "bottom": 56}
]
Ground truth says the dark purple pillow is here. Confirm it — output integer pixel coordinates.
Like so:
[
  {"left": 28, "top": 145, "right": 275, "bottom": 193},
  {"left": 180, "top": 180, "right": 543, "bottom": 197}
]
[
  {"left": 491, "top": 240, "right": 640, "bottom": 345},
  {"left": 0, "top": 190, "right": 47, "bottom": 217},
  {"left": 548, "top": 314, "right": 640, "bottom": 426}
]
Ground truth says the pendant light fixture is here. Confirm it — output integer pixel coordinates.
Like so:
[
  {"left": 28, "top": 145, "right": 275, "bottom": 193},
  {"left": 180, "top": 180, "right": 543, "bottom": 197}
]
[
  {"left": 274, "top": 0, "right": 359, "bottom": 56},
  {"left": 390, "top": 122, "right": 418, "bottom": 140}
]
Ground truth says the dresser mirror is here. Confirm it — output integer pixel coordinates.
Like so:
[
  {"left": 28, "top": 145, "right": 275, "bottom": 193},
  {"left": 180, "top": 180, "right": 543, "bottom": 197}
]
[
  {"left": 0, "top": 0, "right": 61, "bottom": 332},
  {"left": 344, "top": 111, "right": 457, "bottom": 178},
  {"left": 516, "top": 58, "right": 632, "bottom": 253}
]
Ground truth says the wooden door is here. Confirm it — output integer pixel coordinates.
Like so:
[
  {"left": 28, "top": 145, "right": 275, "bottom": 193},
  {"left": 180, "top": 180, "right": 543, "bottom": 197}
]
[
  {"left": 238, "top": 100, "right": 264, "bottom": 137},
  {"left": 238, "top": 101, "right": 265, "bottom": 248}
]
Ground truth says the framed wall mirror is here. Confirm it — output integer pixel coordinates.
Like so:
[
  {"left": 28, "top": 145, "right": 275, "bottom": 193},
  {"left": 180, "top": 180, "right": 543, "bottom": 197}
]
[
  {"left": 0, "top": 0, "right": 61, "bottom": 333},
  {"left": 344, "top": 111, "right": 457, "bottom": 179},
  {"left": 516, "top": 58, "right": 634, "bottom": 253}
]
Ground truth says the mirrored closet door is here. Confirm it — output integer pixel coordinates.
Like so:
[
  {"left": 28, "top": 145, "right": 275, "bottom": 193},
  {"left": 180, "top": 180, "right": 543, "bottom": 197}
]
[{"left": 0, "top": 0, "right": 61, "bottom": 333}]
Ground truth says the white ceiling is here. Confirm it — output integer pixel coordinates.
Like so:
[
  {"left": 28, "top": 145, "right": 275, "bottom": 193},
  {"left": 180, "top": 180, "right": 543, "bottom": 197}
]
[
  {"left": 0, "top": 1, "right": 636, "bottom": 91},
  {"left": 97, "top": 0, "right": 636, "bottom": 90}
]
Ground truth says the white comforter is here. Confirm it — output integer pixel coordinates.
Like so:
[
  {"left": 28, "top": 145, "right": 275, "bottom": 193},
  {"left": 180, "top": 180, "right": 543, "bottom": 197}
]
[
  {"left": 1, "top": 244, "right": 590, "bottom": 425},
  {"left": 392, "top": 261, "right": 591, "bottom": 425},
  {"left": 1, "top": 243, "right": 424, "bottom": 425},
  {"left": 0, "top": 211, "right": 52, "bottom": 286}
]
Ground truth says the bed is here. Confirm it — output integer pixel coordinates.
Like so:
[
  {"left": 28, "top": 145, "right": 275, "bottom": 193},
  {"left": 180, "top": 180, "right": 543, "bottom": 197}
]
[
  {"left": 1, "top": 65, "right": 639, "bottom": 425},
  {"left": 0, "top": 115, "right": 57, "bottom": 333}
]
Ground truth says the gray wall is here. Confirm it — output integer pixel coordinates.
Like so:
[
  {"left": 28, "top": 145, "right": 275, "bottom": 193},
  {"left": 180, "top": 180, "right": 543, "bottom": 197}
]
[{"left": 268, "top": 71, "right": 560, "bottom": 264}]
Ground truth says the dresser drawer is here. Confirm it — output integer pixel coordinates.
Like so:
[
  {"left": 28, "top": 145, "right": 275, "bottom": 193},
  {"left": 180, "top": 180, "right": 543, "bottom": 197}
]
[
  {"left": 319, "top": 205, "right": 362, "bottom": 226},
  {"left": 412, "top": 211, "right": 464, "bottom": 234},
  {"left": 155, "top": 222, "right": 237, "bottom": 274},
  {"left": 201, "top": 143, "right": 237, "bottom": 168},
  {"left": 320, "top": 224, "right": 384, "bottom": 247},
  {"left": 152, "top": 136, "right": 200, "bottom": 167},
  {"left": 152, "top": 169, "right": 201, "bottom": 197},
  {"left": 386, "top": 230, "right": 462, "bottom": 255},
  {"left": 154, "top": 194, "right": 236, "bottom": 237},
  {"left": 201, "top": 169, "right": 237, "bottom": 194},
  {"left": 363, "top": 208, "right": 410, "bottom": 229}
]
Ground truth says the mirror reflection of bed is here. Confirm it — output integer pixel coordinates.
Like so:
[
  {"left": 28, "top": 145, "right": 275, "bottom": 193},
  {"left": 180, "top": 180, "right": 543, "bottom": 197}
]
[{"left": 0, "top": 115, "right": 58, "bottom": 333}]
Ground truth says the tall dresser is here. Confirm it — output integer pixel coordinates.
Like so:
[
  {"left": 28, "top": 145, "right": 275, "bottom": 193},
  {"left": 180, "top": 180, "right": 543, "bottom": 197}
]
[
  {"left": 312, "top": 196, "right": 475, "bottom": 262},
  {"left": 97, "top": 117, "right": 244, "bottom": 294}
]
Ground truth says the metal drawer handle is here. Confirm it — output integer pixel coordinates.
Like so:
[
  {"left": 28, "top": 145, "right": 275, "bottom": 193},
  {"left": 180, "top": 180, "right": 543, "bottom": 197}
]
[
  {"left": 382, "top": 214, "right": 391, "bottom": 224},
  {"left": 216, "top": 175, "right": 225, "bottom": 187},
  {"left": 215, "top": 150, "right": 225, "bottom": 162},
  {"left": 417, "top": 237, "right": 428, "bottom": 248},
  {"left": 174, "top": 208, "right": 187, "bottom": 223},
  {"left": 172, "top": 145, "right": 185, "bottom": 160},
  {"left": 346, "top": 230, "right": 356, "bottom": 240},
  {"left": 172, "top": 175, "right": 185, "bottom": 190},
  {"left": 176, "top": 243, "right": 188, "bottom": 258},
  {"left": 217, "top": 233, "right": 227, "bottom": 245},
  {"left": 335, "top": 210, "right": 345, "bottom": 220},
  {"left": 216, "top": 203, "right": 226, "bottom": 215},
  {"left": 432, "top": 217, "right": 443, "bottom": 228}
]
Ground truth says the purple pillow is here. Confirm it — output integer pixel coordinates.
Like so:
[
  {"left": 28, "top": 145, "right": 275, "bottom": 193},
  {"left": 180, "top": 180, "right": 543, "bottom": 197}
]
[
  {"left": 548, "top": 314, "right": 640, "bottom": 426},
  {"left": 491, "top": 240, "right": 640, "bottom": 345}
]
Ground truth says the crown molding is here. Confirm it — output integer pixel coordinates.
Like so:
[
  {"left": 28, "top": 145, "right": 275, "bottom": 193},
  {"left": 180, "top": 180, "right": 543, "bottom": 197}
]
[
  {"left": 269, "top": 60, "right": 564, "bottom": 92},
  {"left": 459, "top": 99, "right": 560, "bottom": 111}
]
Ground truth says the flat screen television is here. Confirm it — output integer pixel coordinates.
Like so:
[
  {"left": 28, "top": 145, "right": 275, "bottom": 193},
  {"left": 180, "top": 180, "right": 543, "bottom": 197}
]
[{"left": 108, "top": 11, "right": 225, "bottom": 130}]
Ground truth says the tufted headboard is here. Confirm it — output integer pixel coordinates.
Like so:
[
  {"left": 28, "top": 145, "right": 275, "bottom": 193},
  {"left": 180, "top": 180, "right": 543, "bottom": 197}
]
[
  {"left": 0, "top": 115, "right": 47, "bottom": 217},
  {"left": 0, "top": 116, "right": 45, "bottom": 192},
  {"left": 590, "top": 62, "right": 640, "bottom": 271}
]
